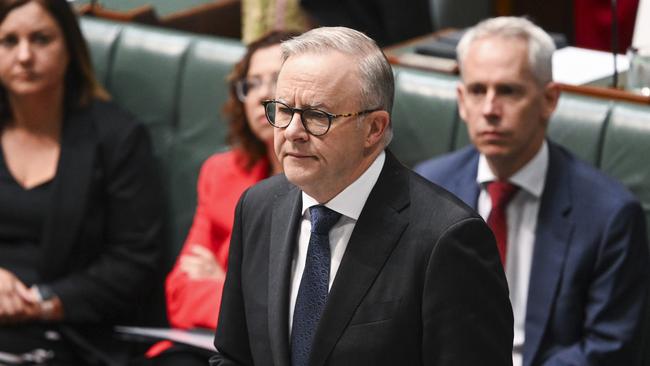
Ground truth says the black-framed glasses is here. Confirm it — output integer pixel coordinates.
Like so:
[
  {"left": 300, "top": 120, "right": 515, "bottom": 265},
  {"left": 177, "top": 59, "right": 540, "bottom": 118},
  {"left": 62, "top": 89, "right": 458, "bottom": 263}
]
[{"left": 261, "top": 100, "right": 379, "bottom": 136}]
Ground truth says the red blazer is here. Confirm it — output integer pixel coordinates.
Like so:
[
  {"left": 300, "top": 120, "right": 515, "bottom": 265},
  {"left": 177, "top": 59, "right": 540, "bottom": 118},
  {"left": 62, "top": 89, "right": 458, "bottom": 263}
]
[{"left": 165, "top": 149, "right": 269, "bottom": 329}]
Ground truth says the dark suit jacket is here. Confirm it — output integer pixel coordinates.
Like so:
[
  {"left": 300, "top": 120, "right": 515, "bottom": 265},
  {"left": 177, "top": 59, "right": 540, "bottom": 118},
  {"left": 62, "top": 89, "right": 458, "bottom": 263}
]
[
  {"left": 211, "top": 151, "right": 513, "bottom": 366},
  {"left": 415, "top": 142, "right": 649, "bottom": 366},
  {"left": 40, "top": 100, "right": 163, "bottom": 357}
]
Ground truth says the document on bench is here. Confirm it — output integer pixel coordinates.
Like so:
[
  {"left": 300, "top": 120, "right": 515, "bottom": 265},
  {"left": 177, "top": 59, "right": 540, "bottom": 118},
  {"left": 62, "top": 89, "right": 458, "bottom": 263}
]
[
  {"left": 114, "top": 326, "right": 216, "bottom": 351},
  {"left": 553, "top": 46, "right": 629, "bottom": 85}
]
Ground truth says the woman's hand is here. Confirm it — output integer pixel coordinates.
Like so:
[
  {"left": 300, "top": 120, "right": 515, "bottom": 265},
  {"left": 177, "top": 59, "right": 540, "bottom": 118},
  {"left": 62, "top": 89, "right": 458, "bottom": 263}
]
[
  {"left": 179, "top": 245, "right": 225, "bottom": 281},
  {"left": 0, "top": 268, "right": 40, "bottom": 323}
]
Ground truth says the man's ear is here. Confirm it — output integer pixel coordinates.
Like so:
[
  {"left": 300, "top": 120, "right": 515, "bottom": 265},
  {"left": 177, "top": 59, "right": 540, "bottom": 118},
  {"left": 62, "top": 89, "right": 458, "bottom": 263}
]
[
  {"left": 457, "top": 83, "right": 468, "bottom": 123},
  {"left": 364, "top": 110, "right": 391, "bottom": 148},
  {"left": 541, "top": 82, "right": 560, "bottom": 120}
]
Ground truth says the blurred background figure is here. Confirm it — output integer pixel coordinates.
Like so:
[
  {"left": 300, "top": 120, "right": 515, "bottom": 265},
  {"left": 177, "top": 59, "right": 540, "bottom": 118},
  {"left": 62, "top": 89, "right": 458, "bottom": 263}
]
[
  {"left": 148, "top": 30, "right": 298, "bottom": 366},
  {"left": 299, "top": 0, "right": 433, "bottom": 47},
  {"left": 242, "top": 0, "right": 310, "bottom": 44},
  {"left": 0, "top": 0, "right": 162, "bottom": 364}
]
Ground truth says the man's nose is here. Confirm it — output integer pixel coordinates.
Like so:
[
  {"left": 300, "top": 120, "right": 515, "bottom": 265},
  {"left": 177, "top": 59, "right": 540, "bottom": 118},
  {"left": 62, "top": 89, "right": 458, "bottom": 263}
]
[
  {"left": 283, "top": 111, "right": 309, "bottom": 141},
  {"left": 482, "top": 90, "right": 502, "bottom": 117}
]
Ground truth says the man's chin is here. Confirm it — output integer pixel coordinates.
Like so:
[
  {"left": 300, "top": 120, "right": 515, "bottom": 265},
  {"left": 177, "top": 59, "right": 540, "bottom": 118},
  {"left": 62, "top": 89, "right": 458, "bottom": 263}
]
[
  {"left": 478, "top": 146, "right": 513, "bottom": 161},
  {"left": 283, "top": 165, "right": 313, "bottom": 186}
]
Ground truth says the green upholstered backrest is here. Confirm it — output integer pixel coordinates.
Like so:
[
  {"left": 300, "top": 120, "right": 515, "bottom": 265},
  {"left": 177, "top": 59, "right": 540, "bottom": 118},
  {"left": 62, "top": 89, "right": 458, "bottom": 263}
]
[
  {"left": 78, "top": 17, "right": 122, "bottom": 85},
  {"left": 601, "top": 103, "right": 650, "bottom": 233},
  {"left": 390, "top": 67, "right": 461, "bottom": 167},
  {"left": 548, "top": 93, "right": 611, "bottom": 165},
  {"left": 169, "top": 37, "right": 245, "bottom": 259},
  {"left": 108, "top": 25, "right": 192, "bottom": 157},
  {"left": 453, "top": 118, "right": 471, "bottom": 151},
  {"left": 176, "top": 36, "right": 244, "bottom": 154},
  {"left": 80, "top": 17, "right": 245, "bottom": 268}
]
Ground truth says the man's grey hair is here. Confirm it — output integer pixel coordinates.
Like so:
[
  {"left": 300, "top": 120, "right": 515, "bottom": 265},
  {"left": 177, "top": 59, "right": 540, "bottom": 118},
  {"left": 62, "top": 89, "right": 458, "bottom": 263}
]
[
  {"left": 281, "top": 26, "right": 394, "bottom": 145},
  {"left": 457, "top": 17, "right": 556, "bottom": 85}
]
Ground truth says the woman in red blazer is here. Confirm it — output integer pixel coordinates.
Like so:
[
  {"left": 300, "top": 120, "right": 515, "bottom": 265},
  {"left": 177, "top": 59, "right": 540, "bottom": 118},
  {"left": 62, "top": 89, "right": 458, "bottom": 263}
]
[{"left": 148, "top": 31, "right": 300, "bottom": 365}]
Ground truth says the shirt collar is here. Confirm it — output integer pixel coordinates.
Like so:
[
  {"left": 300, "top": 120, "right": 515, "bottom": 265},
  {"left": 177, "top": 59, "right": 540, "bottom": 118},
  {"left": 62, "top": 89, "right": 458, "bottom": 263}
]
[
  {"left": 302, "top": 151, "right": 386, "bottom": 220},
  {"left": 477, "top": 141, "right": 548, "bottom": 198}
]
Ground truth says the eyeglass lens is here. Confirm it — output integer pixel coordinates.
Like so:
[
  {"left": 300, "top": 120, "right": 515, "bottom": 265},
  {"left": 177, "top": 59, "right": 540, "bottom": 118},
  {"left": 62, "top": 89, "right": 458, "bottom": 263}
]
[{"left": 264, "top": 101, "right": 331, "bottom": 136}]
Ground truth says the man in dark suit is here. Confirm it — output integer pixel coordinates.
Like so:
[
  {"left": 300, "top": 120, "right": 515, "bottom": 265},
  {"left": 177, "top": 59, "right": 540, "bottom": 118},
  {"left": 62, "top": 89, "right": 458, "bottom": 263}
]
[
  {"left": 415, "top": 17, "right": 649, "bottom": 366},
  {"left": 210, "top": 26, "right": 513, "bottom": 366}
]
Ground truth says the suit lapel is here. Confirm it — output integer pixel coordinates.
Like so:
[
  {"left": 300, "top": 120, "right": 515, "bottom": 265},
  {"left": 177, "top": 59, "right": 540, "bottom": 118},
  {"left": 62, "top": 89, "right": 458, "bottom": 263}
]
[
  {"left": 268, "top": 183, "right": 302, "bottom": 366},
  {"left": 523, "top": 143, "right": 574, "bottom": 366},
  {"left": 40, "top": 107, "right": 97, "bottom": 280},
  {"left": 309, "top": 151, "right": 410, "bottom": 366}
]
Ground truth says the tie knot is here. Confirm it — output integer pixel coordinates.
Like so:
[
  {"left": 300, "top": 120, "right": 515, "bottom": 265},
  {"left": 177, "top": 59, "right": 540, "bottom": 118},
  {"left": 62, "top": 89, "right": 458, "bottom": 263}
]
[
  {"left": 309, "top": 205, "right": 341, "bottom": 235},
  {"left": 487, "top": 181, "right": 519, "bottom": 209}
]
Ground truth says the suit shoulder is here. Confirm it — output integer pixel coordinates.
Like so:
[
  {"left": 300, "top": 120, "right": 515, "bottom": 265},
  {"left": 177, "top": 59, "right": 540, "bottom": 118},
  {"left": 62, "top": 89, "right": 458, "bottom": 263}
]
[
  {"left": 414, "top": 146, "right": 477, "bottom": 182},
  {"left": 558, "top": 147, "right": 640, "bottom": 209},
  {"left": 241, "top": 174, "right": 293, "bottom": 205},
  {"left": 408, "top": 169, "right": 482, "bottom": 225},
  {"left": 401, "top": 169, "right": 495, "bottom": 261}
]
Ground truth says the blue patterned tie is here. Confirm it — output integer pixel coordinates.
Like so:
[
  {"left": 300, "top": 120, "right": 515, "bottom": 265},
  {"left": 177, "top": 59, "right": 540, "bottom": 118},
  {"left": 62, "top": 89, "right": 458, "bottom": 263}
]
[{"left": 291, "top": 205, "right": 341, "bottom": 366}]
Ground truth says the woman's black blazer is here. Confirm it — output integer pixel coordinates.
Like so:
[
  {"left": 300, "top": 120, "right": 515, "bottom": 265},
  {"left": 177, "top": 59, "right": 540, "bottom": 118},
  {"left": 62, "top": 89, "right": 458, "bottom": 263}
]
[{"left": 41, "top": 100, "right": 163, "bottom": 325}]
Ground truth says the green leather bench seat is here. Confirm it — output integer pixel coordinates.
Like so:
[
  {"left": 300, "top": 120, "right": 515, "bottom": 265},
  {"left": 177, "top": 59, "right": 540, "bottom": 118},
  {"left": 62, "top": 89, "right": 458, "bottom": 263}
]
[
  {"left": 601, "top": 103, "right": 650, "bottom": 233},
  {"left": 391, "top": 67, "right": 460, "bottom": 167},
  {"left": 80, "top": 17, "right": 245, "bottom": 268},
  {"left": 79, "top": 18, "right": 122, "bottom": 85},
  {"left": 171, "top": 38, "right": 245, "bottom": 253},
  {"left": 547, "top": 93, "right": 611, "bottom": 165},
  {"left": 110, "top": 26, "right": 192, "bottom": 155}
]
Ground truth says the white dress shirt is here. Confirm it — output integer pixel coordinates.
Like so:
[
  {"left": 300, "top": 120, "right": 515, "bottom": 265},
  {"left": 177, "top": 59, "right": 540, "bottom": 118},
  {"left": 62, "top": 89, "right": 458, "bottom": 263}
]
[
  {"left": 288, "top": 151, "right": 386, "bottom": 333},
  {"left": 476, "top": 142, "right": 548, "bottom": 366}
]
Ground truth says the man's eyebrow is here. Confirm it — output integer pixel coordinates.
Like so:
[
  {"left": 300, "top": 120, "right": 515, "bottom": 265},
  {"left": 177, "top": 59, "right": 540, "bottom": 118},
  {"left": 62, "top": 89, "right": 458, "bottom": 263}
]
[
  {"left": 275, "top": 99, "right": 331, "bottom": 110},
  {"left": 494, "top": 82, "right": 526, "bottom": 91},
  {"left": 305, "top": 101, "right": 329, "bottom": 110},
  {"left": 465, "top": 81, "right": 524, "bottom": 89},
  {"left": 465, "top": 82, "right": 486, "bottom": 89}
]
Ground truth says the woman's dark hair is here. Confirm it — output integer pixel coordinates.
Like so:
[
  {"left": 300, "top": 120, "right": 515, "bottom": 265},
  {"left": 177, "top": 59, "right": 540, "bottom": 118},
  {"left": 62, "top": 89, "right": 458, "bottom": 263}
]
[
  {"left": 224, "top": 30, "right": 301, "bottom": 170},
  {"left": 0, "top": 0, "right": 108, "bottom": 121}
]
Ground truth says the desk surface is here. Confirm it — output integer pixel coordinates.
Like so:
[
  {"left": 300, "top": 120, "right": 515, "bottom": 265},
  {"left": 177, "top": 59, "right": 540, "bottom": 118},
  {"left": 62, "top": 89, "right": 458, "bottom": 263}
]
[{"left": 384, "top": 32, "right": 650, "bottom": 105}]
